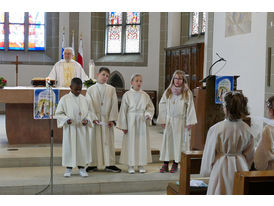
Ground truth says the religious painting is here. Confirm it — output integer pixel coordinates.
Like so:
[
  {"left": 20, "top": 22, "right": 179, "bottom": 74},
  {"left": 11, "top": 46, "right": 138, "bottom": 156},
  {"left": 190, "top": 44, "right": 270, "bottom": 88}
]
[
  {"left": 225, "top": 12, "right": 252, "bottom": 37},
  {"left": 215, "top": 76, "right": 234, "bottom": 104},
  {"left": 33, "top": 89, "right": 59, "bottom": 119}
]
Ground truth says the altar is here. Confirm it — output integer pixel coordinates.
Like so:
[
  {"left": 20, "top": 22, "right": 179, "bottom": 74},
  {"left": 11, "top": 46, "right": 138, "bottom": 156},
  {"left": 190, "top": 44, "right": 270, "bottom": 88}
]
[{"left": 0, "top": 87, "right": 86, "bottom": 144}]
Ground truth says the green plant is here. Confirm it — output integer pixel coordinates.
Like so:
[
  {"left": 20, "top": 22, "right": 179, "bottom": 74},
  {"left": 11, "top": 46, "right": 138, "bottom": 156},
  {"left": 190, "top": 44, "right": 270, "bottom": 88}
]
[
  {"left": 83, "top": 78, "right": 96, "bottom": 88},
  {"left": 0, "top": 77, "right": 7, "bottom": 87}
]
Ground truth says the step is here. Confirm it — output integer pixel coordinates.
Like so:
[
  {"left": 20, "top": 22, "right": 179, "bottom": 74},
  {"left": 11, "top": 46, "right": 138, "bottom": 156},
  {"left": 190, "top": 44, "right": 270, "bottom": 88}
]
[
  {"left": 0, "top": 164, "right": 178, "bottom": 195},
  {"left": 0, "top": 146, "right": 160, "bottom": 168}
]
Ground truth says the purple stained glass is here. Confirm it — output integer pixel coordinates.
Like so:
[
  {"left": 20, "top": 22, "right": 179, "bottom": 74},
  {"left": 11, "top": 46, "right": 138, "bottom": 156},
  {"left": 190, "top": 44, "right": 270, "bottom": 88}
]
[
  {"left": 108, "top": 12, "right": 122, "bottom": 25},
  {"left": 28, "top": 25, "right": 45, "bottom": 51},
  {"left": 0, "top": 24, "right": 4, "bottom": 49},
  {"left": 9, "top": 24, "right": 24, "bottom": 50},
  {"left": 126, "top": 12, "right": 140, "bottom": 24},
  {"left": 0, "top": 12, "right": 4, "bottom": 23},
  {"left": 29, "top": 12, "right": 45, "bottom": 24},
  {"left": 107, "top": 26, "right": 122, "bottom": 53},
  {"left": 191, "top": 12, "right": 199, "bottom": 35},
  {"left": 9, "top": 12, "right": 25, "bottom": 24},
  {"left": 125, "top": 25, "right": 140, "bottom": 53},
  {"left": 202, "top": 12, "right": 207, "bottom": 33}
]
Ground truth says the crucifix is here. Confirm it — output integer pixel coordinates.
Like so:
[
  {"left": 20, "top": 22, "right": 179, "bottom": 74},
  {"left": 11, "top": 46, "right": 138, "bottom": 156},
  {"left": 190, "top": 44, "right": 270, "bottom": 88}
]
[{"left": 11, "top": 56, "right": 23, "bottom": 86}]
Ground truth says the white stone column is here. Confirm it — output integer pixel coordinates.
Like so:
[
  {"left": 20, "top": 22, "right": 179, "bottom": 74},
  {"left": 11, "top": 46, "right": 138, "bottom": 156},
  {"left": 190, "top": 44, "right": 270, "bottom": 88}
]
[
  {"left": 167, "top": 12, "right": 181, "bottom": 48},
  {"left": 59, "top": 12, "right": 70, "bottom": 60},
  {"left": 79, "top": 12, "right": 91, "bottom": 73}
]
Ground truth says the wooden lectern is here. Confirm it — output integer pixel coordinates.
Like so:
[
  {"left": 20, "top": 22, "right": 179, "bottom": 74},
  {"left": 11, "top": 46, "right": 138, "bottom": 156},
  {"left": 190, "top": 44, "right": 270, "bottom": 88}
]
[{"left": 190, "top": 75, "right": 240, "bottom": 150}]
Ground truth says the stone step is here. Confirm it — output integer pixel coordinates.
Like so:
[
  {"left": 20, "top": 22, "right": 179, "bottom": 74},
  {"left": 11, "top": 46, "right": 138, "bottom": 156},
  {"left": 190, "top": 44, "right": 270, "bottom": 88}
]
[
  {"left": 0, "top": 164, "right": 178, "bottom": 195},
  {"left": 0, "top": 146, "right": 160, "bottom": 168}
]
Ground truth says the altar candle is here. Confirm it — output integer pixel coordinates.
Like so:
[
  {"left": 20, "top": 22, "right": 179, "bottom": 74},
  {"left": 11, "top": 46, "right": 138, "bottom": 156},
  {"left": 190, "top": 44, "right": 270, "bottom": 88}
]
[{"left": 89, "top": 59, "right": 95, "bottom": 80}]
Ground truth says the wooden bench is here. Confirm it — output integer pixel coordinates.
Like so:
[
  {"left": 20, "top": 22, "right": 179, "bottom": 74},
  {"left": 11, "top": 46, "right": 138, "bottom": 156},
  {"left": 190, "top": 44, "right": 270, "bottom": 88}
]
[
  {"left": 233, "top": 170, "right": 274, "bottom": 195},
  {"left": 166, "top": 151, "right": 207, "bottom": 195}
]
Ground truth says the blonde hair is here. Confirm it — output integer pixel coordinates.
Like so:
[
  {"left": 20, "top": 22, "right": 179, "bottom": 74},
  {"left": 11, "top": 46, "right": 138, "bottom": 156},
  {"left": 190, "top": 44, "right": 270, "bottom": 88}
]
[
  {"left": 165, "top": 70, "right": 189, "bottom": 100},
  {"left": 130, "top": 73, "right": 142, "bottom": 82}
]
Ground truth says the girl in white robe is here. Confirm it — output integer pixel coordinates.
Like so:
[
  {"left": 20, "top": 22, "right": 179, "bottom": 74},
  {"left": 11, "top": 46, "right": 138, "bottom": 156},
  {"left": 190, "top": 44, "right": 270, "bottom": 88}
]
[
  {"left": 117, "top": 74, "right": 155, "bottom": 174},
  {"left": 85, "top": 67, "right": 121, "bottom": 173},
  {"left": 157, "top": 70, "right": 197, "bottom": 173},
  {"left": 55, "top": 78, "right": 92, "bottom": 177},
  {"left": 200, "top": 91, "right": 254, "bottom": 195},
  {"left": 254, "top": 96, "right": 274, "bottom": 170}
]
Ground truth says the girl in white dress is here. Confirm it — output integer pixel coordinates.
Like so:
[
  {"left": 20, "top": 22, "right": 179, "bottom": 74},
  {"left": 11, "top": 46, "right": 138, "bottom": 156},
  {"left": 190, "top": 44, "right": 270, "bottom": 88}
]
[
  {"left": 117, "top": 74, "right": 155, "bottom": 174},
  {"left": 200, "top": 91, "right": 254, "bottom": 195},
  {"left": 254, "top": 96, "right": 274, "bottom": 170},
  {"left": 157, "top": 70, "right": 197, "bottom": 173}
]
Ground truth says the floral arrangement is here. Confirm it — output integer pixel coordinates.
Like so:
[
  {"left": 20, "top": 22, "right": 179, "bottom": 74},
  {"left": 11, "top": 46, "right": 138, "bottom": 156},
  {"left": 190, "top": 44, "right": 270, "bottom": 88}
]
[
  {"left": 83, "top": 78, "right": 97, "bottom": 88},
  {"left": 0, "top": 77, "right": 7, "bottom": 88}
]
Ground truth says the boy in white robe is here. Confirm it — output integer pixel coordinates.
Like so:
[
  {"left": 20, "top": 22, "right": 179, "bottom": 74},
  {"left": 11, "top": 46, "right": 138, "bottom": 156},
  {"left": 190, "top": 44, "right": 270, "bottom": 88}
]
[
  {"left": 86, "top": 67, "right": 121, "bottom": 173},
  {"left": 200, "top": 91, "right": 254, "bottom": 195},
  {"left": 157, "top": 70, "right": 197, "bottom": 173},
  {"left": 55, "top": 78, "right": 92, "bottom": 177},
  {"left": 254, "top": 96, "right": 274, "bottom": 170},
  {"left": 117, "top": 74, "right": 155, "bottom": 174}
]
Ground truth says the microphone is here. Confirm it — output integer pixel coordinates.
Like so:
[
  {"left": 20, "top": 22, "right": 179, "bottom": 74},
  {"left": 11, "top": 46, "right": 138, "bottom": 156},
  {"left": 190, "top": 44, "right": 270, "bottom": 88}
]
[{"left": 216, "top": 53, "right": 226, "bottom": 61}]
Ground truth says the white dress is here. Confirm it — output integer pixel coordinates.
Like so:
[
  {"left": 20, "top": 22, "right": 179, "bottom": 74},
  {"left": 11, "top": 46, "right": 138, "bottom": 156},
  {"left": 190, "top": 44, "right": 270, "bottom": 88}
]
[
  {"left": 86, "top": 83, "right": 118, "bottom": 169},
  {"left": 55, "top": 92, "right": 92, "bottom": 168},
  {"left": 117, "top": 88, "right": 155, "bottom": 166},
  {"left": 48, "top": 59, "right": 88, "bottom": 87},
  {"left": 157, "top": 90, "right": 197, "bottom": 162},
  {"left": 200, "top": 119, "right": 255, "bottom": 195},
  {"left": 254, "top": 125, "right": 274, "bottom": 170}
]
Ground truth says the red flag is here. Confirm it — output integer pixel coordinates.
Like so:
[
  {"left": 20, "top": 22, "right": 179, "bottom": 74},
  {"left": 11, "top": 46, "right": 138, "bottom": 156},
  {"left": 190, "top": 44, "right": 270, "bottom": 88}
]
[{"left": 77, "top": 38, "right": 83, "bottom": 68}]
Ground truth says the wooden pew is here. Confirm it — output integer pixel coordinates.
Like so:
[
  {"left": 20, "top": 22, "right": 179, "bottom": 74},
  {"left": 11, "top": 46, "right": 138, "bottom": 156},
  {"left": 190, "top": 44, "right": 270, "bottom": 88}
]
[
  {"left": 166, "top": 151, "right": 207, "bottom": 195},
  {"left": 233, "top": 170, "right": 274, "bottom": 195}
]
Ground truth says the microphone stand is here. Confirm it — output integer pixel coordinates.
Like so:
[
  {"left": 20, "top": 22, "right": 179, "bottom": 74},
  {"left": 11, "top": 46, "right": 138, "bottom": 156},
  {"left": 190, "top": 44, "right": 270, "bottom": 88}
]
[{"left": 47, "top": 82, "right": 54, "bottom": 195}]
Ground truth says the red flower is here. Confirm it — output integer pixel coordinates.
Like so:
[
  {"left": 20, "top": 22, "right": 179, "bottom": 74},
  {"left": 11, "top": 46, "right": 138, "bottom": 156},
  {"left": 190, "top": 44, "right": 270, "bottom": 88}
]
[{"left": 2, "top": 79, "right": 7, "bottom": 84}]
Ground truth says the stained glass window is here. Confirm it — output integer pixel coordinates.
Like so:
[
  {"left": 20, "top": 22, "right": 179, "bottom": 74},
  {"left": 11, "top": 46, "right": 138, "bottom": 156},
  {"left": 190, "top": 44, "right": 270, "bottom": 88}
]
[
  {"left": 125, "top": 25, "right": 140, "bottom": 53},
  {"left": 0, "top": 12, "right": 45, "bottom": 51},
  {"left": 108, "top": 12, "right": 122, "bottom": 25},
  {"left": 0, "top": 12, "right": 4, "bottom": 50},
  {"left": 191, "top": 12, "right": 199, "bottom": 35},
  {"left": 28, "top": 12, "right": 45, "bottom": 51},
  {"left": 9, "top": 24, "right": 24, "bottom": 50},
  {"left": 106, "top": 12, "right": 141, "bottom": 54},
  {"left": 190, "top": 12, "right": 207, "bottom": 36},
  {"left": 126, "top": 12, "right": 140, "bottom": 24},
  {"left": 202, "top": 12, "right": 207, "bottom": 33}
]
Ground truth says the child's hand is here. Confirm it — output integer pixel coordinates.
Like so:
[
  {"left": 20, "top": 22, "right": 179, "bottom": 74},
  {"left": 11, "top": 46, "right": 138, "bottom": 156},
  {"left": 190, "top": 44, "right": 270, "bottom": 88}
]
[
  {"left": 184, "top": 83, "right": 189, "bottom": 91},
  {"left": 67, "top": 119, "right": 72, "bottom": 125},
  {"left": 186, "top": 125, "right": 192, "bottom": 131},
  {"left": 82, "top": 119, "right": 88, "bottom": 126},
  {"left": 93, "top": 120, "right": 100, "bottom": 125},
  {"left": 161, "top": 124, "right": 166, "bottom": 129},
  {"left": 122, "top": 129, "right": 128, "bottom": 134},
  {"left": 145, "top": 115, "right": 151, "bottom": 120},
  {"left": 108, "top": 121, "right": 114, "bottom": 128}
]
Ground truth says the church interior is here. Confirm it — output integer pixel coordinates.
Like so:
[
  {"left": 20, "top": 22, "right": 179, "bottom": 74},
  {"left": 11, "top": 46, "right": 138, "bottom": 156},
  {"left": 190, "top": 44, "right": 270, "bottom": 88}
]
[{"left": 0, "top": 9, "right": 274, "bottom": 198}]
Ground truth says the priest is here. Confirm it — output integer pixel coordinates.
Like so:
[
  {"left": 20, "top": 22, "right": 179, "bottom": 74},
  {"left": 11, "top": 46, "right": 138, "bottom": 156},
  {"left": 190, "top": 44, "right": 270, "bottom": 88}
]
[{"left": 48, "top": 47, "right": 88, "bottom": 87}]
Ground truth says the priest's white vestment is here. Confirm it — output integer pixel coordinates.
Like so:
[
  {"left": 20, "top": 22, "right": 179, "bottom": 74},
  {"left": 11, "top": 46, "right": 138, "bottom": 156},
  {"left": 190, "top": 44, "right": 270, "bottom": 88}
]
[{"left": 48, "top": 59, "right": 88, "bottom": 87}]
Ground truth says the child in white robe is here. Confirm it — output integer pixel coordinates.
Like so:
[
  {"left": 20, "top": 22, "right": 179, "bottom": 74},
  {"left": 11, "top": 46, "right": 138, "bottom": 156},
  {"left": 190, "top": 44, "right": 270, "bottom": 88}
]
[
  {"left": 157, "top": 70, "right": 197, "bottom": 173},
  {"left": 254, "top": 96, "right": 274, "bottom": 170},
  {"left": 85, "top": 67, "right": 121, "bottom": 173},
  {"left": 200, "top": 91, "right": 254, "bottom": 195},
  {"left": 117, "top": 74, "right": 155, "bottom": 174},
  {"left": 55, "top": 78, "right": 92, "bottom": 177}
]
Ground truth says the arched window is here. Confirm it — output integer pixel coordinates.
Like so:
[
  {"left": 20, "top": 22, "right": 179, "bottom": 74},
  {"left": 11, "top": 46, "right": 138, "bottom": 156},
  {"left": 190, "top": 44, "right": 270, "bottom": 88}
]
[
  {"left": 190, "top": 12, "right": 206, "bottom": 36},
  {"left": 0, "top": 12, "right": 45, "bottom": 51},
  {"left": 106, "top": 12, "right": 141, "bottom": 54}
]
